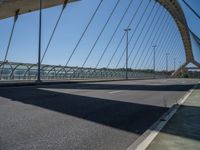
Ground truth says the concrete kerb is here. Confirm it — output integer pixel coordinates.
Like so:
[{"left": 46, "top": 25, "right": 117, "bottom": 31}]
[
  {"left": 0, "top": 79, "right": 126, "bottom": 88},
  {"left": 126, "top": 82, "right": 199, "bottom": 150},
  {"left": 0, "top": 77, "right": 157, "bottom": 88}
]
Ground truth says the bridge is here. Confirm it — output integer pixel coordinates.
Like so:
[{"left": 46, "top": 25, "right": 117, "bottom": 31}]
[
  {"left": 0, "top": 0, "right": 199, "bottom": 81},
  {"left": 0, "top": 0, "right": 200, "bottom": 150}
]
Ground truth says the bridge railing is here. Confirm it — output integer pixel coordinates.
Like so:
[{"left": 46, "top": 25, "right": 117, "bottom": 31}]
[{"left": 0, "top": 61, "right": 168, "bottom": 81}]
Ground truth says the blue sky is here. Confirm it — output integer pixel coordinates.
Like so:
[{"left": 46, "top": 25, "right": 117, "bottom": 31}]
[{"left": 0, "top": 0, "right": 199, "bottom": 70}]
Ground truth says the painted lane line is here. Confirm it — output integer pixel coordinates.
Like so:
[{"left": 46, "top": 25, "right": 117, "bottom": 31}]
[{"left": 108, "top": 91, "right": 121, "bottom": 94}]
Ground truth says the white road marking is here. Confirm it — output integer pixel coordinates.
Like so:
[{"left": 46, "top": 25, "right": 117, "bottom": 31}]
[{"left": 108, "top": 91, "right": 121, "bottom": 94}]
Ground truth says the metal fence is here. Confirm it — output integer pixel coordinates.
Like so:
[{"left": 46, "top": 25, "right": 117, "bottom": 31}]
[{"left": 0, "top": 61, "right": 167, "bottom": 81}]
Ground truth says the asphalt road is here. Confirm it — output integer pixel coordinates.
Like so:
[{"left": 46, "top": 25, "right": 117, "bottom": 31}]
[{"left": 0, "top": 79, "right": 199, "bottom": 150}]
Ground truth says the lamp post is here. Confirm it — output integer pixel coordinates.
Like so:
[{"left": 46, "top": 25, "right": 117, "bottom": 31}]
[
  {"left": 152, "top": 45, "right": 157, "bottom": 79},
  {"left": 37, "top": 0, "right": 42, "bottom": 82},
  {"left": 166, "top": 53, "right": 169, "bottom": 78},
  {"left": 166, "top": 53, "right": 169, "bottom": 72},
  {"left": 173, "top": 58, "right": 176, "bottom": 72},
  {"left": 124, "top": 28, "right": 131, "bottom": 80}
]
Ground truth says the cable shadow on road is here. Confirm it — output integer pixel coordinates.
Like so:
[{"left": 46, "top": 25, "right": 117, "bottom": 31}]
[
  {"left": 0, "top": 86, "right": 168, "bottom": 135},
  {"left": 40, "top": 82, "right": 196, "bottom": 91},
  {"left": 0, "top": 84, "right": 199, "bottom": 142}
]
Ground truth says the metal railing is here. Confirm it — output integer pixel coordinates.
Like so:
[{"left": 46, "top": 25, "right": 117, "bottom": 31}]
[{"left": 0, "top": 61, "right": 167, "bottom": 81}]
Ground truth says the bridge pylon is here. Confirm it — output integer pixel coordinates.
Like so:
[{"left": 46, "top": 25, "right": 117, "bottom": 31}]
[
  {"left": 155, "top": 0, "right": 200, "bottom": 77},
  {"left": 172, "top": 59, "right": 200, "bottom": 77}
]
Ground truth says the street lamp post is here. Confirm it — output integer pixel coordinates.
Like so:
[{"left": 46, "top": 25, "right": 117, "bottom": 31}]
[
  {"left": 179, "top": 60, "right": 183, "bottom": 73},
  {"left": 37, "top": 0, "right": 42, "bottom": 83},
  {"left": 166, "top": 53, "right": 169, "bottom": 72},
  {"left": 166, "top": 53, "right": 169, "bottom": 77},
  {"left": 152, "top": 45, "right": 157, "bottom": 79},
  {"left": 173, "top": 58, "right": 176, "bottom": 72},
  {"left": 124, "top": 28, "right": 131, "bottom": 80}
]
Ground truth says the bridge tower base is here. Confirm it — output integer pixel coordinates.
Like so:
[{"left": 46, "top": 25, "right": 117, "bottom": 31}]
[{"left": 171, "top": 60, "right": 200, "bottom": 77}]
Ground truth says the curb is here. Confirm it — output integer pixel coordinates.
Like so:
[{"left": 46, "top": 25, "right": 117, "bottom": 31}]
[{"left": 0, "top": 77, "right": 156, "bottom": 88}]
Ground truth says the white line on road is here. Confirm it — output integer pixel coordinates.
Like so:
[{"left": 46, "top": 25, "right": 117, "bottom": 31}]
[{"left": 108, "top": 91, "right": 121, "bottom": 94}]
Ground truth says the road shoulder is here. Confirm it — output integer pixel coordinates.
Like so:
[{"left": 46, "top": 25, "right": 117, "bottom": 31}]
[{"left": 146, "top": 83, "right": 200, "bottom": 150}]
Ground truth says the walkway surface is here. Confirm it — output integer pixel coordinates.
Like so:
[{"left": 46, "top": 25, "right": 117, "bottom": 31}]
[{"left": 147, "top": 83, "right": 200, "bottom": 150}]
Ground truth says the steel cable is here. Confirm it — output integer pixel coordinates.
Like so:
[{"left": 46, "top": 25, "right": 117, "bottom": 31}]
[
  {"left": 106, "top": 0, "right": 145, "bottom": 68},
  {"left": 65, "top": 0, "right": 104, "bottom": 66},
  {"left": 129, "top": 6, "right": 164, "bottom": 69},
  {"left": 146, "top": 26, "right": 178, "bottom": 70},
  {"left": 132, "top": 10, "right": 168, "bottom": 69},
  {"left": 81, "top": 0, "right": 121, "bottom": 67},
  {"left": 115, "top": 1, "right": 156, "bottom": 68},
  {"left": 41, "top": 0, "right": 69, "bottom": 63},
  {"left": 143, "top": 18, "right": 174, "bottom": 69},
  {"left": 182, "top": 0, "right": 200, "bottom": 20},
  {"left": 1, "top": 10, "right": 19, "bottom": 78},
  {"left": 94, "top": 0, "right": 135, "bottom": 68},
  {"left": 140, "top": 16, "right": 171, "bottom": 69}
]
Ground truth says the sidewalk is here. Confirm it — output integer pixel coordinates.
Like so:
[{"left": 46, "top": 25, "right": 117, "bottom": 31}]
[
  {"left": 0, "top": 78, "right": 155, "bottom": 87},
  {"left": 0, "top": 79, "right": 125, "bottom": 87},
  {"left": 146, "top": 84, "right": 200, "bottom": 150}
]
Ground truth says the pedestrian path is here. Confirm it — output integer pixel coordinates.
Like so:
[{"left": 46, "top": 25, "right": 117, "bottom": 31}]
[{"left": 147, "top": 83, "right": 200, "bottom": 150}]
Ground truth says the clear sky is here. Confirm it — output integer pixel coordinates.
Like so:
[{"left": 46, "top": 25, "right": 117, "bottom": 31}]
[{"left": 0, "top": 0, "right": 199, "bottom": 70}]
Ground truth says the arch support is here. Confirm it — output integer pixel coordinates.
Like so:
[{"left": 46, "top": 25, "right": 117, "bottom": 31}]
[
  {"left": 157, "top": 0, "right": 194, "bottom": 62},
  {"left": 156, "top": 0, "right": 200, "bottom": 76}
]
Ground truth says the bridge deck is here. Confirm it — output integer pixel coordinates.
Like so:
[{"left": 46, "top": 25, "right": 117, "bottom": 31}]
[
  {"left": 0, "top": 79, "right": 198, "bottom": 150},
  {"left": 0, "top": 0, "right": 77, "bottom": 20}
]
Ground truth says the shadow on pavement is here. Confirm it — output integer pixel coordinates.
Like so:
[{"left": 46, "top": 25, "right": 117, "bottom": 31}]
[
  {"left": 155, "top": 85, "right": 200, "bottom": 142},
  {"left": 0, "top": 83, "right": 199, "bottom": 142},
  {"left": 0, "top": 86, "right": 168, "bottom": 135},
  {"left": 42, "top": 83, "right": 195, "bottom": 91},
  {"left": 160, "top": 105, "right": 200, "bottom": 141}
]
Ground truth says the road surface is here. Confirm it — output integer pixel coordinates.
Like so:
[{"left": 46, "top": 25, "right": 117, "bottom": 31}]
[{"left": 0, "top": 79, "right": 198, "bottom": 150}]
